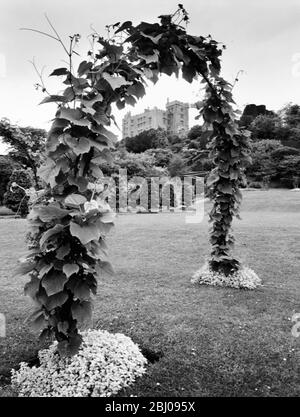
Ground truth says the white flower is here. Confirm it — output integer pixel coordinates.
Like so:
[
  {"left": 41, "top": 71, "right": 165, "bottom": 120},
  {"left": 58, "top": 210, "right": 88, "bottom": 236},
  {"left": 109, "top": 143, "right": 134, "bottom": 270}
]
[
  {"left": 191, "top": 262, "right": 261, "bottom": 289},
  {"left": 11, "top": 330, "right": 147, "bottom": 397},
  {"left": 84, "top": 199, "right": 112, "bottom": 214}
]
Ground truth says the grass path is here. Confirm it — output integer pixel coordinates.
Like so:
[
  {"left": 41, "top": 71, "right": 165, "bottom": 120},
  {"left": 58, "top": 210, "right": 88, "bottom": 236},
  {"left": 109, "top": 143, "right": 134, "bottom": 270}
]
[{"left": 0, "top": 190, "right": 299, "bottom": 396}]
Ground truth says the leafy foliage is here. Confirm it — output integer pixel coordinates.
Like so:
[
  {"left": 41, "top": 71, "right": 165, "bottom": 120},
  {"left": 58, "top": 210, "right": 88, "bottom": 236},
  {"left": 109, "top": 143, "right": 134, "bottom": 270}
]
[
  {"left": 250, "top": 114, "right": 280, "bottom": 140},
  {"left": 124, "top": 128, "right": 168, "bottom": 153},
  {"left": 0, "top": 119, "right": 46, "bottom": 187},
  {"left": 244, "top": 103, "right": 300, "bottom": 149},
  {"left": 245, "top": 139, "right": 300, "bottom": 187},
  {"left": 168, "top": 155, "right": 187, "bottom": 177},
  {"left": 22, "top": 4, "right": 251, "bottom": 353},
  {"left": 239, "top": 104, "right": 274, "bottom": 128},
  {"left": 0, "top": 155, "right": 17, "bottom": 205},
  {"left": 4, "top": 169, "right": 33, "bottom": 216}
]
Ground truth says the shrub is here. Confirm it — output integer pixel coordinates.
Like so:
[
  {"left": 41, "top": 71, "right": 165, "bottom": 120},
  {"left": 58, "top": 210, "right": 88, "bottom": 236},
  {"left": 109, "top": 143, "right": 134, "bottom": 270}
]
[
  {"left": 191, "top": 262, "right": 261, "bottom": 289},
  {"left": 270, "top": 146, "right": 300, "bottom": 161},
  {"left": 0, "top": 156, "right": 15, "bottom": 205},
  {"left": 125, "top": 129, "right": 168, "bottom": 153},
  {"left": 3, "top": 169, "right": 32, "bottom": 216},
  {"left": 145, "top": 148, "right": 174, "bottom": 167},
  {"left": 168, "top": 155, "right": 187, "bottom": 177},
  {"left": 11, "top": 329, "right": 147, "bottom": 397}
]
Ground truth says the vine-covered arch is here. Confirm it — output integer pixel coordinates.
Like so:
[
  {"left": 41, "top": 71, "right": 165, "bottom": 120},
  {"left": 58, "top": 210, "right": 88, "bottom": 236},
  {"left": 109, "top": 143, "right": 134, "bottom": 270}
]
[{"left": 22, "top": 5, "right": 251, "bottom": 354}]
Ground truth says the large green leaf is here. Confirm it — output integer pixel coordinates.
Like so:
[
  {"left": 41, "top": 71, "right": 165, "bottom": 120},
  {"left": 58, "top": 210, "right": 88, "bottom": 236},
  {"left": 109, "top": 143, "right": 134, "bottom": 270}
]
[
  {"left": 70, "top": 221, "right": 100, "bottom": 245},
  {"left": 15, "top": 258, "right": 36, "bottom": 276},
  {"left": 38, "top": 159, "right": 61, "bottom": 188},
  {"left": 207, "top": 169, "right": 219, "bottom": 187},
  {"left": 38, "top": 263, "right": 53, "bottom": 278},
  {"left": 102, "top": 73, "right": 131, "bottom": 90},
  {"left": 68, "top": 176, "right": 89, "bottom": 192},
  {"left": 42, "top": 271, "right": 68, "bottom": 296},
  {"left": 82, "top": 94, "right": 103, "bottom": 108},
  {"left": 95, "top": 125, "right": 117, "bottom": 143},
  {"left": 93, "top": 108, "right": 111, "bottom": 125},
  {"left": 127, "top": 82, "right": 146, "bottom": 99},
  {"left": 140, "top": 32, "right": 163, "bottom": 44},
  {"left": 77, "top": 60, "right": 93, "bottom": 76},
  {"left": 56, "top": 244, "right": 71, "bottom": 260},
  {"left": 45, "top": 291, "right": 68, "bottom": 310},
  {"left": 24, "top": 276, "right": 40, "bottom": 298},
  {"left": 138, "top": 50, "right": 159, "bottom": 64},
  {"left": 57, "top": 321, "right": 69, "bottom": 335},
  {"left": 31, "top": 311, "right": 48, "bottom": 333},
  {"left": 63, "top": 263, "right": 80, "bottom": 278},
  {"left": 64, "top": 136, "right": 91, "bottom": 155},
  {"left": 50, "top": 67, "right": 69, "bottom": 76},
  {"left": 57, "top": 333, "right": 82, "bottom": 357},
  {"left": 65, "top": 194, "right": 87, "bottom": 207},
  {"left": 35, "top": 205, "right": 69, "bottom": 222},
  {"left": 71, "top": 300, "right": 92, "bottom": 327},
  {"left": 96, "top": 260, "right": 114, "bottom": 276},
  {"left": 63, "top": 87, "right": 75, "bottom": 101},
  {"left": 73, "top": 280, "right": 91, "bottom": 301},
  {"left": 40, "top": 95, "right": 68, "bottom": 105},
  {"left": 40, "top": 224, "right": 64, "bottom": 249},
  {"left": 217, "top": 182, "right": 233, "bottom": 194},
  {"left": 115, "top": 20, "right": 132, "bottom": 34},
  {"left": 59, "top": 108, "right": 89, "bottom": 127}
]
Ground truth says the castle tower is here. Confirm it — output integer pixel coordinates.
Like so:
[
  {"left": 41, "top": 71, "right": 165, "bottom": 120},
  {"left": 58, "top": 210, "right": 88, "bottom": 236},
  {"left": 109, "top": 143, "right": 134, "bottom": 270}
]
[{"left": 166, "top": 100, "right": 189, "bottom": 137}]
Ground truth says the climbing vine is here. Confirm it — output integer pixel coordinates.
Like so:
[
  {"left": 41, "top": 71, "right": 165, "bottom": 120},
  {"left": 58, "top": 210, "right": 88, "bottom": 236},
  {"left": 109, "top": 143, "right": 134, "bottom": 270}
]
[{"left": 20, "top": 5, "right": 251, "bottom": 354}]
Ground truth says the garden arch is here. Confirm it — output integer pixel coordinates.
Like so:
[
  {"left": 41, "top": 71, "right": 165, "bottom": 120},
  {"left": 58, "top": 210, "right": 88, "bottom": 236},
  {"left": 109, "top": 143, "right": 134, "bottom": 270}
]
[{"left": 22, "top": 5, "right": 252, "bottom": 354}]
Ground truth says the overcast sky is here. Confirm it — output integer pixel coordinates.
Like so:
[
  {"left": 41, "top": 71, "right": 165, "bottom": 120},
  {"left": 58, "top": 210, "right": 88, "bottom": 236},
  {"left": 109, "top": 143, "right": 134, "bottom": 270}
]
[{"left": 1, "top": 0, "right": 300, "bottom": 153}]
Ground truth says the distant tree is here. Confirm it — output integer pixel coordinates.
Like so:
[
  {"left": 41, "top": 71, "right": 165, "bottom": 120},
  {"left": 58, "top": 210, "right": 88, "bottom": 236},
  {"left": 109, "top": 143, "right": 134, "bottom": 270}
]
[
  {"left": 282, "top": 128, "right": 300, "bottom": 149},
  {"left": 0, "top": 155, "right": 18, "bottom": 205},
  {"left": 270, "top": 146, "right": 300, "bottom": 161},
  {"left": 168, "top": 155, "right": 187, "bottom": 177},
  {"left": 3, "top": 169, "right": 33, "bottom": 216},
  {"left": 187, "top": 139, "right": 199, "bottom": 149},
  {"left": 167, "top": 133, "right": 181, "bottom": 145},
  {"left": 275, "top": 104, "right": 300, "bottom": 149},
  {"left": 187, "top": 125, "right": 210, "bottom": 149},
  {"left": 145, "top": 148, "right": 174, "bottom": 167},
  {"left": 152, "top": 129, "right": 169, "bottom": 149},
  {"left": 240, "top": 104, "right": 274, "bottom": 128},
  {"left": 125, "top": 128, "right": 168, "bottom": 153},
  {"left": 188, "top": 125, "right": 202, "bottom": 140},
  {"left": 275, "top": 155, "right": 300, "bottom": 188},
  {"left": 280, "top": 103, "right": 300, "bottom": 128},
  {"left": 0, "top": 118, "right": 46, "bottom": 187},
  {"left": 115, "top": 151, "right": 163, "bottom": 178},
  {"left": 250, "top": 114, "right": 281, "bottom": 140},
  {"left": 246, "top": 139, "right": 282, "bottom": 180},
  {"left": 200, "top": 157, "right": 214, "bottom": 172}
]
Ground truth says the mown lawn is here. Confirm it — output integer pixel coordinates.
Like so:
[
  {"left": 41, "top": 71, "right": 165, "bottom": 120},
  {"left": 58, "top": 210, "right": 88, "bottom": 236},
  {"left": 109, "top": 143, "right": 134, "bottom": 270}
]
[{"left": 0, "top": 189, "right": 299, "bottom": 397}]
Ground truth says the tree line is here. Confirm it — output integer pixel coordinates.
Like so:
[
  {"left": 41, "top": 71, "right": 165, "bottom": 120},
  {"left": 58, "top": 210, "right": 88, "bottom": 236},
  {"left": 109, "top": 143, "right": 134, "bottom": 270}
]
[{"left": 0, "top": 102, "right": 299, "bottom": 216}]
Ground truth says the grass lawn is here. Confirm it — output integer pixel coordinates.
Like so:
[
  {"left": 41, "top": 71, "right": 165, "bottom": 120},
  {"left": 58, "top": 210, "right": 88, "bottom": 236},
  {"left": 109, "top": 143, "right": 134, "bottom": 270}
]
[
  {"left": 0, "top": 189, "right": 300, "bottom": 397},
  {"left": 0, "top": 206, "right": 14, "bottom": 216}
]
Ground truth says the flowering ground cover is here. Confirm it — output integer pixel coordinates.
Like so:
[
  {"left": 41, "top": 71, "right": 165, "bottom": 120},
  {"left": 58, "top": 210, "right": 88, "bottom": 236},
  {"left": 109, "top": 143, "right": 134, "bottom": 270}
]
[{"left": 0, "top": 189, "right": 300, "bottom": 396}]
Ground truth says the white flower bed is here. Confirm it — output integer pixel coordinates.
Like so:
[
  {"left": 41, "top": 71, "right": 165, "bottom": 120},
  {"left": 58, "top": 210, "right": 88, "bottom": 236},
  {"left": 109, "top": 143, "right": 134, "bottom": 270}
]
[
  {"left": 191, "top": 262, "right": 261, "bottom": 289},
  {"left": 11, "top": 329, "right": 147, "bottom": 397}
]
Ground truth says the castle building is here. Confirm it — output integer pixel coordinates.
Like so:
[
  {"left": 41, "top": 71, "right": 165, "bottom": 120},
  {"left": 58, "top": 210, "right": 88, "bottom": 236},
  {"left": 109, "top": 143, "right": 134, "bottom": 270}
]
[
  {"left": 166, "top": 100, "right": 189, "bottom": 137},
  {"left": 122, "top": 100, "right": 189, "bottom": 139}
]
